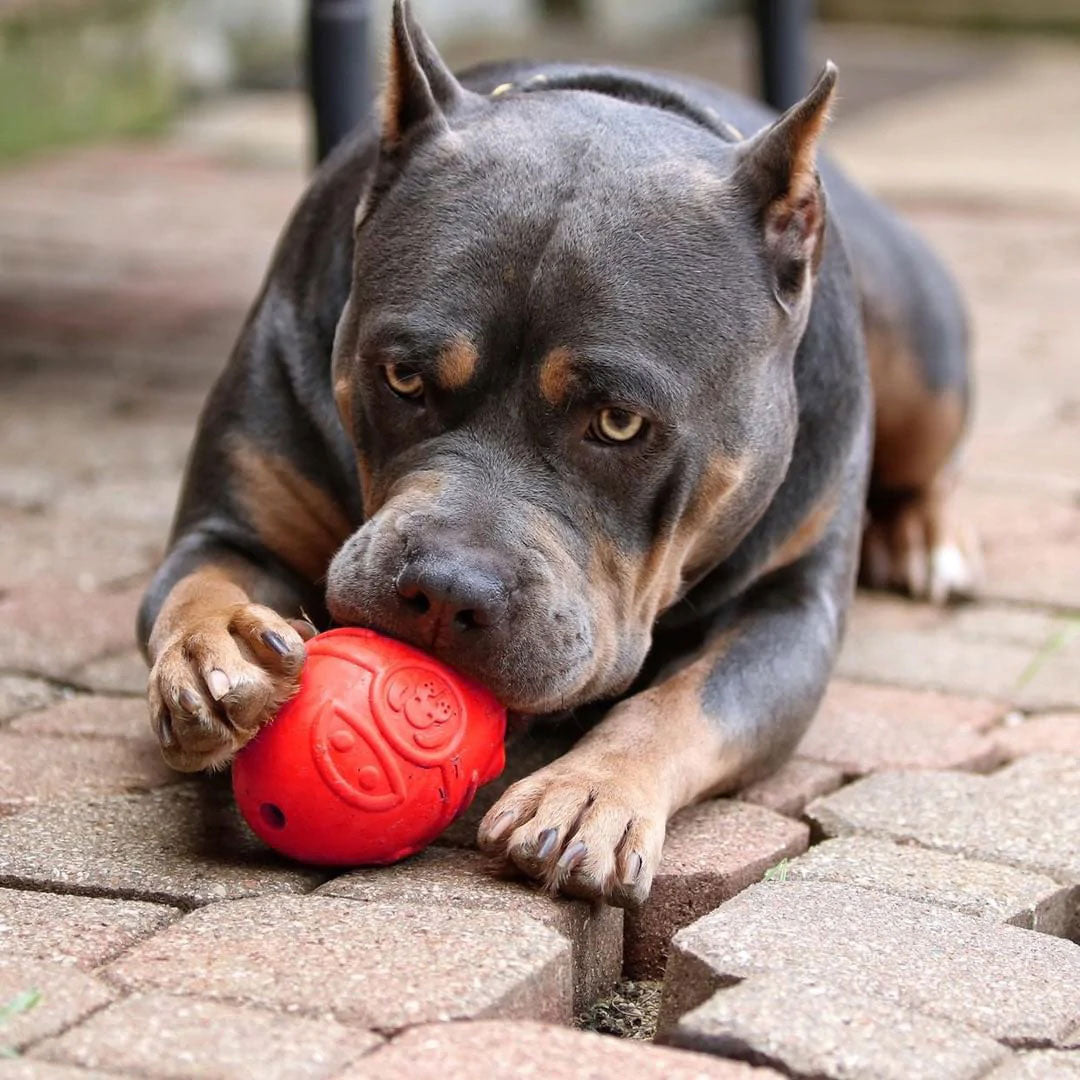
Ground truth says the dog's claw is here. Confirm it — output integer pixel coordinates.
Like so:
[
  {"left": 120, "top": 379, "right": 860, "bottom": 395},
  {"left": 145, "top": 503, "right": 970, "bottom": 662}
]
[
  {"left": 178, "top": 687, "right": 202, "bottom": 714},
  {"left": 557, "top": 840, "right": 588, "bottom": 873},
  {"left": 483, "top": 810, "right": 516, "bottom": 844},
  {"left": 479, "top": 761, "right": 666, "bottom": 907},
  {"left": 537, "top": 827, "right": 559, "bottom": 859},
  {"left": 261, "top": 629, "right": 291, "bottom": 657}
]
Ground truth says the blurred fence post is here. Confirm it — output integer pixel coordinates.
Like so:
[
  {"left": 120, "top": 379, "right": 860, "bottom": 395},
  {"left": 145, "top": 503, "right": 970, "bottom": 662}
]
[
  {"left": 754, "top": 0, "right": 812, "bottom": 111},
  {"left": 308, "top": 0, "right": 375, "bottom": 163}
]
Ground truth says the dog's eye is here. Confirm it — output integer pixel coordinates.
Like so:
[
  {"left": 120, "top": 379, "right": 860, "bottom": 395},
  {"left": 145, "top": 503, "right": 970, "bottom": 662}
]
[
  {"left": 590, "top": 407, "right": 646, "bottom": 444},
  {"left": 383, "top": 363, "right": 424, "bottom": 400}
]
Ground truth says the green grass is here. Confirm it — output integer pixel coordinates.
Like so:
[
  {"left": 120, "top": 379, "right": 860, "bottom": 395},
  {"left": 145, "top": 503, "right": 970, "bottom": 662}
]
[
  {"left": 763, "top": 858, "right": 790, "bottom": 882},
  {"left": 0, "top": 0, "right": 176, "bottom": 160},
  {"left": 1015, "top": 614, "right": 1080, "bottom": 690},
  {"left": 0, "top": 990, "right": 42, "bottom": 1059}
]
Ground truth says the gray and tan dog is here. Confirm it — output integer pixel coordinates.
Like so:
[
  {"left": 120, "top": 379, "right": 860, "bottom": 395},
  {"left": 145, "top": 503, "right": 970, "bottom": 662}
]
[{"left": 139, "top": 1, "right": 976, "bottom": 906}]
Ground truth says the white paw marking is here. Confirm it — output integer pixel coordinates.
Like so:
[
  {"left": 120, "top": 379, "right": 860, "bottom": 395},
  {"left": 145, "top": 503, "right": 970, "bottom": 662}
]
[{"left": 929, "top": 542, "right": 976, "bottom": 604}]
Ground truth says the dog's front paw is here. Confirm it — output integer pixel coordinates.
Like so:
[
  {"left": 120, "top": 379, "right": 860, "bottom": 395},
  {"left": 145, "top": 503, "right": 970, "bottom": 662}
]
[
  {"left": 477, "top": 759, "right": 667, "bottom": 908},
  {"left": 148, "top": 603, "right": 308, "bottom": 772}
]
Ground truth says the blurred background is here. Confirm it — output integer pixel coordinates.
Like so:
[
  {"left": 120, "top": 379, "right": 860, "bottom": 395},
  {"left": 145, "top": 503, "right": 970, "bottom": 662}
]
[{"left": 0, "top": 0, "right": 1078, "bottom": 647}]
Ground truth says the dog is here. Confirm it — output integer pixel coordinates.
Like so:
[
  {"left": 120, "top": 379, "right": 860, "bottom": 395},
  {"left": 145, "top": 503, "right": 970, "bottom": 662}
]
[{"left": 138, "top": 0, "right": 976, "bottom": 907}]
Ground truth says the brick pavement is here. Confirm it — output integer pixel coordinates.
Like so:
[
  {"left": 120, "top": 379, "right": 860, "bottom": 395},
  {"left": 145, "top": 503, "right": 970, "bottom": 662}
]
[
  {"left": 318, "top": 847, "right": 623, "bottom": 1012},
  {"left": 661, "top": 882, "right": 1080, "bottom": 1046},
  {"left": 0, "top": 23, "right": 1078, "bottom": 1080}
]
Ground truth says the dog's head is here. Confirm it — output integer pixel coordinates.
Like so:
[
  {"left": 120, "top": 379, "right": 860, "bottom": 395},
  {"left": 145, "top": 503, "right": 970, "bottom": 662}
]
[{"left": 327, "top": 1, "right": 836, "bottom": 713}]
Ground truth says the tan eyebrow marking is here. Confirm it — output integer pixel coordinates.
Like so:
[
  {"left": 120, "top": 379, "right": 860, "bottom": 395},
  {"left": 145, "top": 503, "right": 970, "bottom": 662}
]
[
  {"left": 538, "top": 346, "right": 576, "bottom": 406},
  {"left": 437, "top": 336, "right": 480, "bottom": 391}
]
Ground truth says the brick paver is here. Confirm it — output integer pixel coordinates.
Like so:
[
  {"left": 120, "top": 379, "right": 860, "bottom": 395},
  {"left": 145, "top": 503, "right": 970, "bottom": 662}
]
[
  {"left": 0, "top": 584, "right": 143, "bottom": 681},
  {"left": 660, "top": 881, "right": 1080, "bottom": 1046},
  {"left": 68, "top": 650, "right": 148, "bottom": 697},
  {"left": 784, "top": 837, "right": 1075, "bottom": 934},
  {"left": 736, "top": 757, "right": 844, "bottom": 817},
  {"left": 986, "top": 1052, "right": 1080, "bottom": 1079},
  {"left": 0, "top": 732, "right": 177, "bottom": 815},
  {"left": 993, "top": 712, "right": 1080, "bottom": 760},
  {"left": 9, "top": 695, "right": 147, "bottom": 740},
  {"left": 806, "top": 756, "right": 1080, "bottom": 885},
  {"left": 0, "top": 784, "right": 326, "bottom": 906},
  {"left": 0, "top": 1064, "right": 117, "bottom": 1080},
  {"left": 0, "top": 888, "right": 177, "bottom": 969},
  {"left": 836, "top": 599, "right": 1080, "bottom": 710},
  {"left": 320, "top": 847, "right": 621, "bottom": 1012},
  {"left": 0, "top": 507, "right": 162, "bottom": 596},
  {"left": 954, "top": 487, "right": 1080, "bottom": 611},
  {"left": 0, "top": 676, "right": 65, "bottom": 724},
  {"left": 796, "top": 680, "right": 1004, "bottom": 775},
  {"left": 624, "top": 801, "right": 808, "bottom": 979},
  {"left": 33, "top": 993, "right": 379, "bottom": 1079},
  {"left": 667, "top": 972, "right": 1007, "bottom": 1080},
  {"left": 351, "top": 1021, "right": 780, "bottom": 1079},
  {"left": 105, "top": 896, "right": 572, "bottom": 1031},
  {"left": 0, "top": 961, "right": 115, "bottom": 1052}
]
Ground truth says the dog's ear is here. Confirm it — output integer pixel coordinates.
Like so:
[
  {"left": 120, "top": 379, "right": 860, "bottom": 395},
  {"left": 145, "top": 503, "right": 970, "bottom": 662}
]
[
  {"left": 733, "top": 62, "right": 837, "bottom": 311},
  {"left": 382, "top": 0, "right": 466, "bottom": 150}
]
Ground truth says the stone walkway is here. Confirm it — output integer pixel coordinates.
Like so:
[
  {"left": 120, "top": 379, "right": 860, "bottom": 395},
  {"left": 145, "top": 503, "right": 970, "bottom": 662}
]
[{"left": 1, "top": 25, "right": 1079, "bottom": 1080}]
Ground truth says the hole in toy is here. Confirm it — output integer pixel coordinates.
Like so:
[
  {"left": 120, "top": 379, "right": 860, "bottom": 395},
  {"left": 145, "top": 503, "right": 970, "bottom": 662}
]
[{"left": 260, "top": 803, "right": 286, "bottom": 830}]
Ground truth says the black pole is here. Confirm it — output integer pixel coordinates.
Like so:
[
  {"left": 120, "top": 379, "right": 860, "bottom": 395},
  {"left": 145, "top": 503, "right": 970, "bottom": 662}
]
[
  {"left": 308, "top": 0, "right": 375, "bottom": 163},
  {"left": 754, "top": 0, "right": 812, "bottom": 112}
]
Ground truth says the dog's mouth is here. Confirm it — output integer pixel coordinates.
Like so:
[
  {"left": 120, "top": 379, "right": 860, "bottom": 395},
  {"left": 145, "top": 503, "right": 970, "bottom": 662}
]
[
  {"left": 337, "top": 622, "right": 593, "bottom": 716},
  {"left": 325, "top": 568, "right": 600, "bottom": 715},
  {"left": 323, "top": 488, "right": 651, "bottom": 716}
]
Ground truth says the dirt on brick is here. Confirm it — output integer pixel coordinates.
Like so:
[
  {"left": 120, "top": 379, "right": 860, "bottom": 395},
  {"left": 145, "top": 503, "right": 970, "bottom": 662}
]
[{"left": 576, "top": 979, "right": 664, "bottom": 1041}]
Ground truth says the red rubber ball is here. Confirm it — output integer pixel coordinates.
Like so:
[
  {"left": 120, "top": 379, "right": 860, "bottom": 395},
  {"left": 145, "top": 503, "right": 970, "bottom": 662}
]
[{"left": 232, "top": 627, "right": 506, "bottom": 866}]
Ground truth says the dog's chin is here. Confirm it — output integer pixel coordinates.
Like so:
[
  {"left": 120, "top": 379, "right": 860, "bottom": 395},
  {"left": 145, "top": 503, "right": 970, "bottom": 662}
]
[
  {"left": 432, "top": 630, "right": 634, "bottom": 716},
  {"left": 322, "top": 608, "right": 599, "bottom": 715},
  {"left": 466, "top": 663, "right": 595, "bottom": 717},
  {"left": 495, "top": 658, "right": 642, "bottom": 718}
]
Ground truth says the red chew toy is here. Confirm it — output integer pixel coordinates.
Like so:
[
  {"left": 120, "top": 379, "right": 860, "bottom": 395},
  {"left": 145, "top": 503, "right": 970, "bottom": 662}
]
[{"left": 232, "top": 627, "right": 506, "bottom": 866}]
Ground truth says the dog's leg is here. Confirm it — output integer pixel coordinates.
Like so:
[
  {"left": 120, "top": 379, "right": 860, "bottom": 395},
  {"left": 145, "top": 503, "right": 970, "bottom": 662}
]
[
  {"left": 858, "top": 265, "right": 979, "bottom": 603},
  {"left": 142, "top": 416, "right": 357, "bottom": 771},
  {"left": 478, "top": 495, "right": 861, "bottom": 907},
  {"left": 143, "top": 429, "right": 358, "bottom": 771},
  {"left": 140, "top": 321, "right": 359, "bottom": 772}
]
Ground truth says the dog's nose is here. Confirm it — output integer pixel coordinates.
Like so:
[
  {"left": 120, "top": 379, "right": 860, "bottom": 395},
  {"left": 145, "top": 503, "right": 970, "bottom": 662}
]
[{"left": 395, "top": 553, "right": 509, "bottom": 633}]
